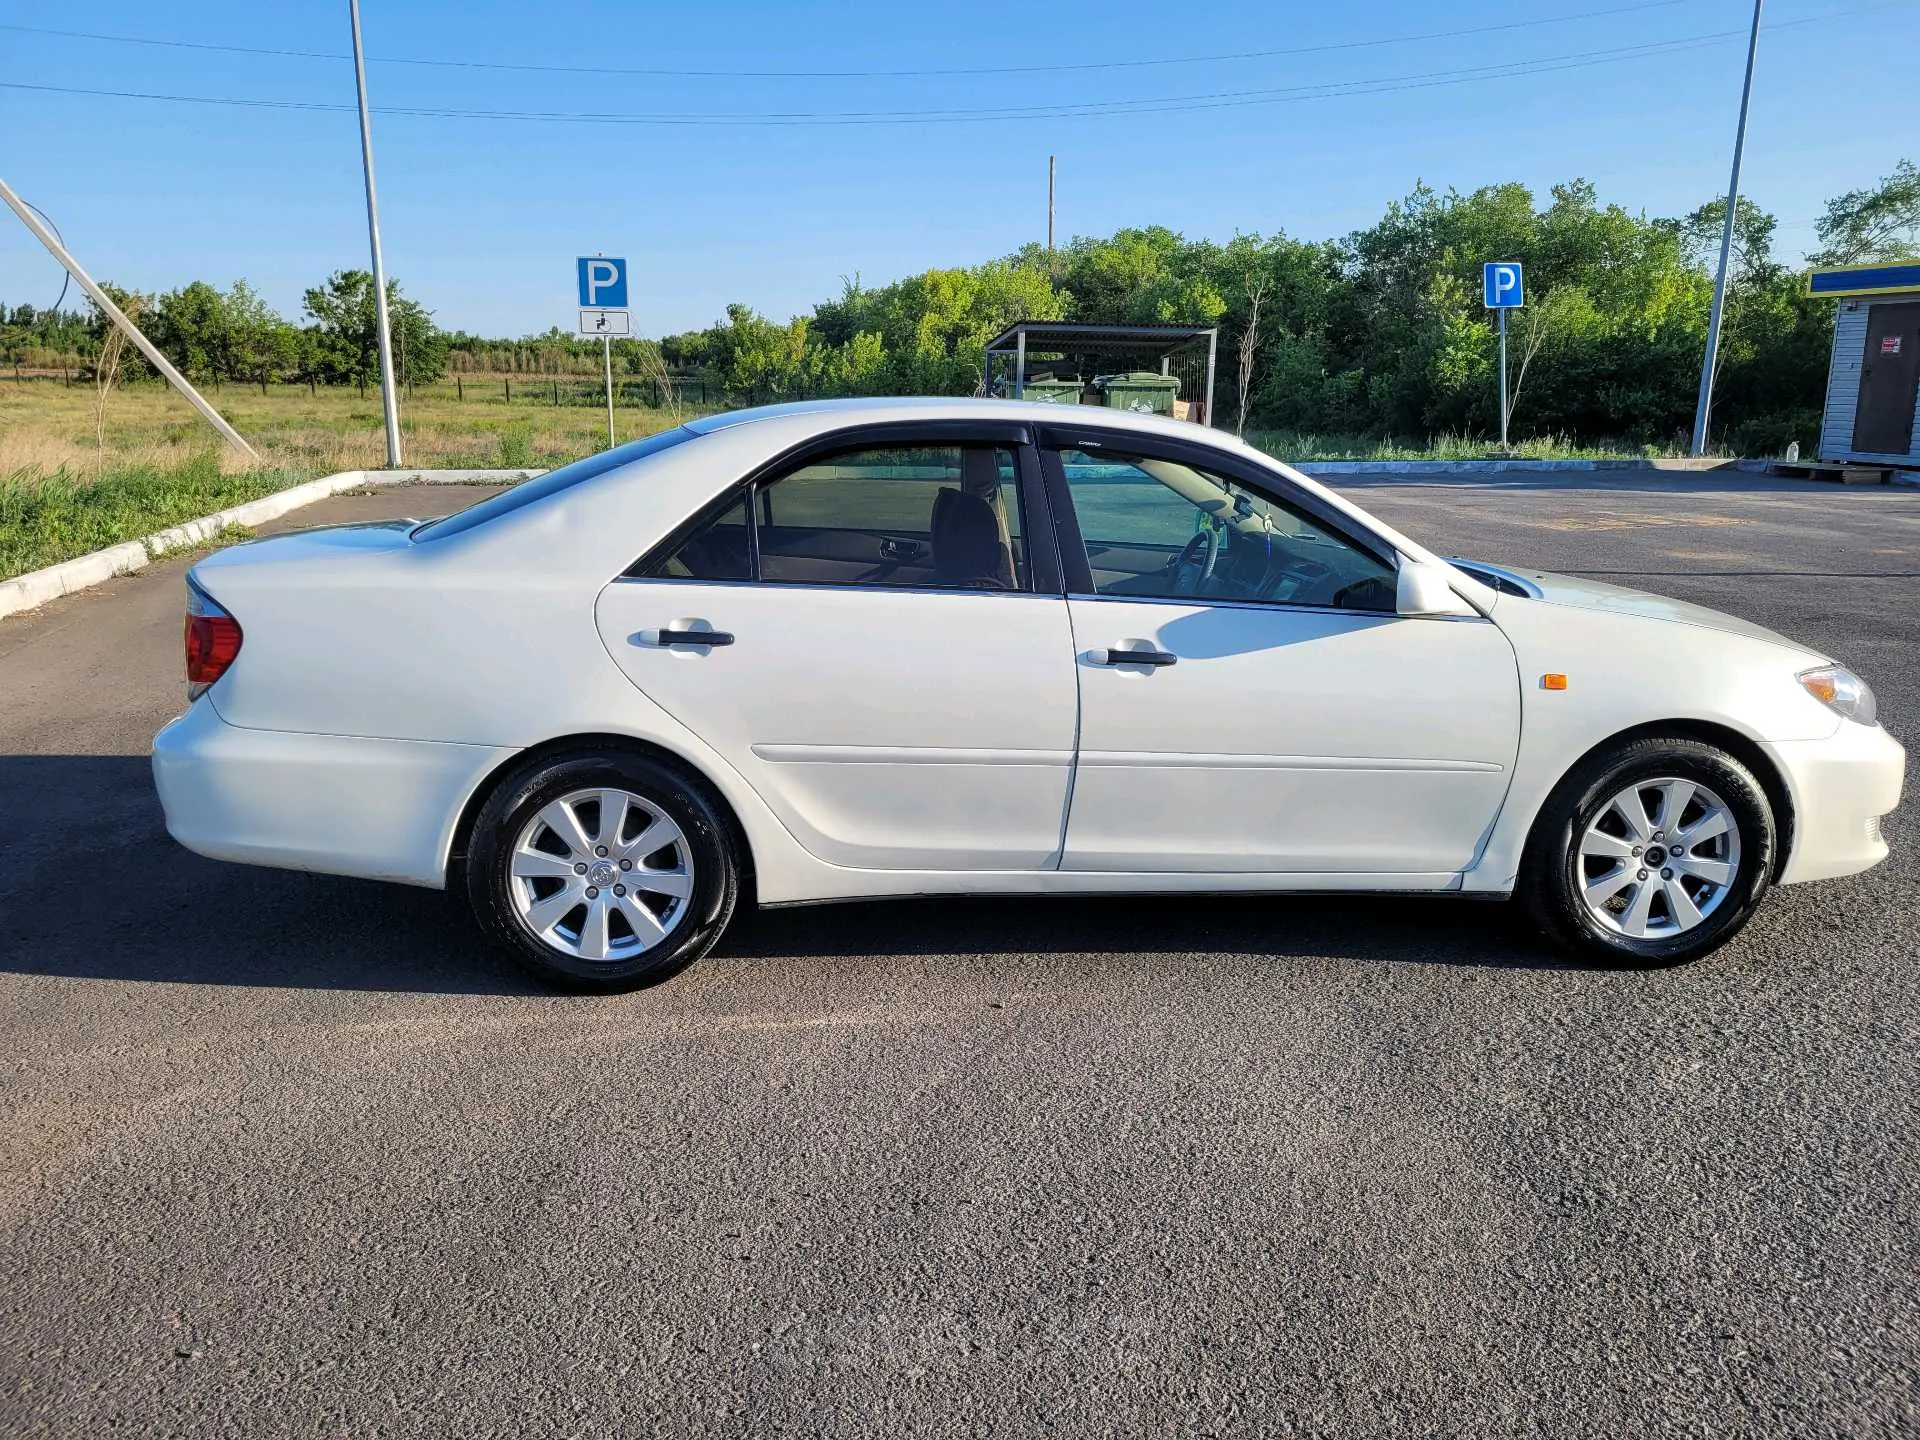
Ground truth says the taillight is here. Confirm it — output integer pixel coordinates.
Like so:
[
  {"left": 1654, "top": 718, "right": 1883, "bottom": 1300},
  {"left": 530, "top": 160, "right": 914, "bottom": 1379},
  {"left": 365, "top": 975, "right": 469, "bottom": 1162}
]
[{"left": 185, "top": 579, "right": 242, "bottom": 696}]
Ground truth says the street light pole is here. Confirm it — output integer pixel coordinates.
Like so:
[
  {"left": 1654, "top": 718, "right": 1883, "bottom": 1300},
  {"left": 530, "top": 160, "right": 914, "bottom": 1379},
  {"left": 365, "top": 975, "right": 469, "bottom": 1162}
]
[
  {"left": 1689, "top": 0, "right": 1763, "bottom": 457},
  {"left": 349, "top": 0, "right": 403, "bottom": 468},
  {"left": 1047, "top": 155, "right": 1056, "bottom": 252},
  {"left": 0, "top": 176, "right": 260, "bottom": 460}
]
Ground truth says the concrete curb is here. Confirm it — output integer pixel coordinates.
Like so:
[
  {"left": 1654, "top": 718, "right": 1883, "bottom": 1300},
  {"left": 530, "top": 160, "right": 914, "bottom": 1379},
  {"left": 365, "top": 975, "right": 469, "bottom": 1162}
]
[
  {"left": 1293, "top": 458, "right": 1778, "bottom": 475},
  {"left": 0, "top": 467, "right": 536, "bottom": 622}
]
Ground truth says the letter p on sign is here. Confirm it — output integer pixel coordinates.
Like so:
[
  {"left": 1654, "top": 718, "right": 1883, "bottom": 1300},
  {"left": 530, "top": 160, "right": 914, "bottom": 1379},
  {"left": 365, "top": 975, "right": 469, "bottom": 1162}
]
[
  {"left": 576, "top": 256, "right": 629, "bottom": 309},
  {"left": 1483, "top": 262, "right": 1524, "bottom": 310}
]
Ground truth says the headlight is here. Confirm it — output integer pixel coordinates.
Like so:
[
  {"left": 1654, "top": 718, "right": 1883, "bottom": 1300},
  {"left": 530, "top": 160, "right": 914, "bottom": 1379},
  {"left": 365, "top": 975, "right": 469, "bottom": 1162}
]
[{"left": 1798, "top": 665, "right": 1878, "bottom": 726}]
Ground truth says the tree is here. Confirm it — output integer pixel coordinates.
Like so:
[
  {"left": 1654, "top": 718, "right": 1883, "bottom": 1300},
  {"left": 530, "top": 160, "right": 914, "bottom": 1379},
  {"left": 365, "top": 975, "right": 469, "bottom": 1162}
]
[
  {"left": 1505, "top": 286, "right": 1592, "bottom": 431},
  {"left": 1669, "top": 196, "right": 1777, "bottom": 286},
  {"left": 1233, "top": 274, "right": 1266, "bottom": 438},
  {"left": 224, "top": 280, "right": 301, "bottom": 391},
  {"left": 149, "top": 281, "right": 230, "bottom": 381},
  {"left": 1810, "top": 159, "right": 1920, "bottom": 265},
  {"left": 89, "top": 285, "right": 144, "bottom": 451},
  {"left": 302, "top": 269, "right": 446, "bottom": 392}
]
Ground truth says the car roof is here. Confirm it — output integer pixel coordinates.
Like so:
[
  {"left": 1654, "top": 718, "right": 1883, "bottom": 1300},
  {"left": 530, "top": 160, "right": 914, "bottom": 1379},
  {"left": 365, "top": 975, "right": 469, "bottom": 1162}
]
[{"left": 684, "top": 396, "right": 1254, "bottom": 452}]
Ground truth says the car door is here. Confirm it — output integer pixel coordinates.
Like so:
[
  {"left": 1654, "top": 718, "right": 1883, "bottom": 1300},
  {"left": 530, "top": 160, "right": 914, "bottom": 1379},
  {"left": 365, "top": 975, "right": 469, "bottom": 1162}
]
[
  {"left": 595, "top": 423, "right": 1080, "bottom": 871},
  {"left": 1043, "top": 436, "right": 1521, "bottom": 876}
]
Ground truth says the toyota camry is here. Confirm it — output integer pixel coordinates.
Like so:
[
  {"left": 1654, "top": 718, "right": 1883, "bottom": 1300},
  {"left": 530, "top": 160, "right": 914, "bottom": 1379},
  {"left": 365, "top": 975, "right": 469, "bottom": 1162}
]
[{"left": 153, "top": 399, "right": 1905, "bottom": 989}]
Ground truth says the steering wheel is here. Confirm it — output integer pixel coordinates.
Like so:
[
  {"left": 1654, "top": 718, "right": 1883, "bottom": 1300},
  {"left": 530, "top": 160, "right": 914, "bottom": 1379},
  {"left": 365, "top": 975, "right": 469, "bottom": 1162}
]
[{"left": 1170, "top": 527, "right": 1220, "bottom": 594}]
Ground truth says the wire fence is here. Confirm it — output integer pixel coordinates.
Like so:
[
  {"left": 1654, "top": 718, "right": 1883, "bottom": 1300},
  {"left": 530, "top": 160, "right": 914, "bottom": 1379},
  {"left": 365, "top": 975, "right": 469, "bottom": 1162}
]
[{"left": 3, "top": 367, "right": 723, "bottom": 410}]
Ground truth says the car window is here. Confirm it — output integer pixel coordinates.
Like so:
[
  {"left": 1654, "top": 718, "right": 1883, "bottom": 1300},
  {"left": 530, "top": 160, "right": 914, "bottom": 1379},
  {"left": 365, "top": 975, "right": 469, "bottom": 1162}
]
[
  {"left": 1057, "top": 449, "right": 1396, "bottom": 612},
  {"left": 753, "top": 444, "right": 1027, "bottom": 591},
  {"left": 646, "top": 495, "right": 752, "bottom": 581}
]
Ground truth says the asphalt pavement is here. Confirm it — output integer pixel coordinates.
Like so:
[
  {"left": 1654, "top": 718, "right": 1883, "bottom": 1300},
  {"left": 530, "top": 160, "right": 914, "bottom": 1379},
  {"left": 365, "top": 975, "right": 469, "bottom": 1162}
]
[{"left": 2, "top": 471, "right": 1916, "bottom": 1438}]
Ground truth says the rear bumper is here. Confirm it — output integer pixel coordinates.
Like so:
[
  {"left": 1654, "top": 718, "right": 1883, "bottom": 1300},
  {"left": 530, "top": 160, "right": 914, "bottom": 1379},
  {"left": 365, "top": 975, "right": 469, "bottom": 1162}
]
[
  {"left": 152, "top": 701, "right": 514, "bottom": 888},
  {"left": 1773, "top": 721, "right": 1906, "bottom": 884}
]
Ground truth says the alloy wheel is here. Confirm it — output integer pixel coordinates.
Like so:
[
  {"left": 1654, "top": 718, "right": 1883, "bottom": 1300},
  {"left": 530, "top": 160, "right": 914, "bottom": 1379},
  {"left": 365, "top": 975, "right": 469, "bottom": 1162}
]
[
  {"left": 505, "top": 787, "right": 695, "bottom": 962},
  {"left": 1576, "top": 776, "right": 1742, "bottom": 940}
]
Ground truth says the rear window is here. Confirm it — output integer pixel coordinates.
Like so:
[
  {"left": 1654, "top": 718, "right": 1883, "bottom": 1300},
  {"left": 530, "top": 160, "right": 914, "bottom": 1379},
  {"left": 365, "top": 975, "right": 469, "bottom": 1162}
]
[{"left": 412, "top": 426, "right": 700, "bottom": 541}]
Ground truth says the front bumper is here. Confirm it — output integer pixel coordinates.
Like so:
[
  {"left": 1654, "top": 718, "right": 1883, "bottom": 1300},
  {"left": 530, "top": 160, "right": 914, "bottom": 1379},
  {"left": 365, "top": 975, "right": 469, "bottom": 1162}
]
[
  {"left": 1773, "top": 720, "right": 1906, "bottom": 884},
  {"left": 152, "top": 700, "right": 514, "bottom": 889}
]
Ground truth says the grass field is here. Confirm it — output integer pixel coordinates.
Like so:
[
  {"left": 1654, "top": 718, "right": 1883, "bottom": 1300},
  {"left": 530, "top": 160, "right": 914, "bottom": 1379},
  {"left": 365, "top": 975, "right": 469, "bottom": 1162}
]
[
  {"left": 1, "top": 376, "right": 1691, "bottom": 582},
  {"left": 0, "top": 376, "right": 701, "bottom": 580},
  {"left": 1, "top": 374, "right": 699, "bottom": 476}
]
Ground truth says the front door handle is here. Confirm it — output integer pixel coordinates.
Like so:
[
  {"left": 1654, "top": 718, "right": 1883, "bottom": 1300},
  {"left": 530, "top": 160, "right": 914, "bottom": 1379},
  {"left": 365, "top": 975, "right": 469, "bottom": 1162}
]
[
  {"left": 655, "top": 627, "right": 734, "bottom": 647},
  {"left": 1101, "top": 645, "right": 1177, "bottom": 668}
]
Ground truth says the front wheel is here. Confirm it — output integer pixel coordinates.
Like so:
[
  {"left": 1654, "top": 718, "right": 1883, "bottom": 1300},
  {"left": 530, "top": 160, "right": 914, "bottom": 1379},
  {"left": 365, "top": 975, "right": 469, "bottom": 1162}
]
[
  {"left": 466, "top": 751, "right": 740, "bottom": 991},
  {"left": 1520, "top": 736, "right": 1776, "bottom": 967}
]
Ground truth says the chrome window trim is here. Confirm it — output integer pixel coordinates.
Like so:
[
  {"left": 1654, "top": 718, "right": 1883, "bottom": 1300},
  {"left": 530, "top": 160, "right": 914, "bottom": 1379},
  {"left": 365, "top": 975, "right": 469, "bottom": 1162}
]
[
  {"left": 608, "top": 574, "right": 1060, "bottom": 601},
  {"left": 1064, "top": 590, "right": 1489, "bottom": 623}
]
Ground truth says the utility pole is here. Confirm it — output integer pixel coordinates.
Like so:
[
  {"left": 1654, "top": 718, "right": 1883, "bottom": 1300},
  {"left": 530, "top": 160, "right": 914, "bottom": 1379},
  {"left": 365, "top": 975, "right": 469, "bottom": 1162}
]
[
  {"left": 1047, "top": 155, "right": 1056, "bottom": 253},
  {"left": 0, "top": 175, "right": 259, "bottom": 460},
  {"left": 349, "top": 0, "right": 403, "bottom": 468},
  {"left": 1690, "top": 0, "right": 1763, "bottom": 457}
]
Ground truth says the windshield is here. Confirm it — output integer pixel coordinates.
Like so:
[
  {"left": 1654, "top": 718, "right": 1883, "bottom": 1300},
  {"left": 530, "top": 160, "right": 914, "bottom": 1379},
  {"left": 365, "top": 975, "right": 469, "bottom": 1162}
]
[{"left": 412, "top": 426, "right": 700, "bottom": 541}]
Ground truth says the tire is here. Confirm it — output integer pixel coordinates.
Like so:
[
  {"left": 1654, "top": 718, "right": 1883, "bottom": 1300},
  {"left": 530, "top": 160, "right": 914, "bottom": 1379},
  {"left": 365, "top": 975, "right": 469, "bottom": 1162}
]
[
  {"left": 1519, "top": 735, "right": 1776, "bottom": 968},
  {"left": 465, "top": 750, "right": 740, "bottom": 992}
]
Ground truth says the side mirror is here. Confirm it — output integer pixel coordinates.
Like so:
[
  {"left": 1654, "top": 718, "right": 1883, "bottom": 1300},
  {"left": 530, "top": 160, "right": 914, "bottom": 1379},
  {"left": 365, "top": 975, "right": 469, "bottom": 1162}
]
[{"left": 1396, "top": 560, "right": 1477, "bottom": 618}]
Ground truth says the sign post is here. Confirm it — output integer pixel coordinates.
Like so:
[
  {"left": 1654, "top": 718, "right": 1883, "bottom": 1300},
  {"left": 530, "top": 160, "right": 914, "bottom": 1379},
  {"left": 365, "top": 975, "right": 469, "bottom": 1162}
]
[
  {"left": 1482, "top": 262, "right": 1525, "bottom": 449},
  {"left": 576, "top": 256, "right": 630, "bottom": 449}
]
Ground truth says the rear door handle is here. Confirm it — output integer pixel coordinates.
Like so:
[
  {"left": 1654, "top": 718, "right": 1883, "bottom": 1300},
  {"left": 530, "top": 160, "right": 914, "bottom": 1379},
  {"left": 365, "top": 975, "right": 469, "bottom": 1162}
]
[
  {"left": 655, "top": 628, "right": 734, "bottom": 647},
  {"left": 1101, "top": 646, "right": 1177, "bottom": 667}
]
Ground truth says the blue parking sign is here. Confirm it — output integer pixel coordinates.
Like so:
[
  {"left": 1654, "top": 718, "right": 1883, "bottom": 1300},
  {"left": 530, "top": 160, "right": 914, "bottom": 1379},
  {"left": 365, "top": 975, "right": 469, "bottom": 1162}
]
[
  {"left": 1483, "top": 262, "right": 1524, "bottom": 309},
  {"left": 577, "top": 256, "right": 628, "bottom": 309}
]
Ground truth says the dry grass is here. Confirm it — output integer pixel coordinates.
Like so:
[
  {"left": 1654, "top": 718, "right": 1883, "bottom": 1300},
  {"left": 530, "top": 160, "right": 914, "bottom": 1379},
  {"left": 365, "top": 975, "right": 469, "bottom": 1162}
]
[
  {"left": 0, "top": 374, "right": 702, "bottom": 475},
  {"left": 0, "top": 375, "right": 710, "bottom": 579}
]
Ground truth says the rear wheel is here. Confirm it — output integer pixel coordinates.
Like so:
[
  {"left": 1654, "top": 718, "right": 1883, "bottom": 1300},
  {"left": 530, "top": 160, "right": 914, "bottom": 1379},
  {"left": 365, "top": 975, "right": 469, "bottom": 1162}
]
[
  {"left": 466, "top": 752, "right": 739, "bottom": 991},
  {"left": 1520, "top": 736, "right": 1776, "bottom": 967}
]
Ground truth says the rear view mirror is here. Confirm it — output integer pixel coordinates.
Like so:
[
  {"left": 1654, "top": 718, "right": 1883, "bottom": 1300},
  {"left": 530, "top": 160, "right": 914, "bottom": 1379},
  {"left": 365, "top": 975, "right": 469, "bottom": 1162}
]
[{"left": 1396, "top": 560, "right": 1477, "bottom": 618}]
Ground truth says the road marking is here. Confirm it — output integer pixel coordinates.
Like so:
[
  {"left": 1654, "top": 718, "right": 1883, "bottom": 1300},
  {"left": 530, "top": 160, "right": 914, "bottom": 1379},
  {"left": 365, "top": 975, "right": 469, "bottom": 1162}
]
[{"left": 1524, "top": 513, "right": 1750, "bottom": 532}]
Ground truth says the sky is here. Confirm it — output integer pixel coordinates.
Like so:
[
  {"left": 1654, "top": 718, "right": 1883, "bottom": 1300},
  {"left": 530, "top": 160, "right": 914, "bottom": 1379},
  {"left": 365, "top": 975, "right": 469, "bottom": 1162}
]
[{"left": 2, "top": 0, "right": 1917, "bottom": 340}]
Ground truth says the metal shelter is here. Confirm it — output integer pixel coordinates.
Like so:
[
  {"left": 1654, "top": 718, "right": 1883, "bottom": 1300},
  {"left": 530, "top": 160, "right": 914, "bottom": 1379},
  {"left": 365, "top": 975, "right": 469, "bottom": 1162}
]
[
  {"left": 1808, "top": 260, "right": 1920, "bottom": 468},
  {"left": 981, "top": 321, "right": 1220, "bottom": 426}
]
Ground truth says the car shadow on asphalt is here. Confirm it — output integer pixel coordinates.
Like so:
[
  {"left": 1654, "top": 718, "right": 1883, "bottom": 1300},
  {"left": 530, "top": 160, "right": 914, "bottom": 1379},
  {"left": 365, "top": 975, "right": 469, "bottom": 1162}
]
[{"left": 0, "top": 755, "right": 1570, "bottom": 993}]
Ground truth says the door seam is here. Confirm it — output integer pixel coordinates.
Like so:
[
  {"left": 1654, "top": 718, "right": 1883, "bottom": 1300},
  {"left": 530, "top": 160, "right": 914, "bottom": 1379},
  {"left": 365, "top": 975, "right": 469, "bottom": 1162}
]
[{"left": 1053, "top": 599, "right": 1084, "bottom": 872}]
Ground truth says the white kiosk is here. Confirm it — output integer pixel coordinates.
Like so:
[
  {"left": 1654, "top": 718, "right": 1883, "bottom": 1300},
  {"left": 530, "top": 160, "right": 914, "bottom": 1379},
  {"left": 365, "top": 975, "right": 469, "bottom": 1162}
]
[{"left": 1811, "top": 261, "right": 1920, "bottom": 470}]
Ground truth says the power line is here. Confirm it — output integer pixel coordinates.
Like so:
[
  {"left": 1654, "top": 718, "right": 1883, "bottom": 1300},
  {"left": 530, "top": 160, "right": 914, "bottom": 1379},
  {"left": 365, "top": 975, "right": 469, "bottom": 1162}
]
[
  {"left": 0, "top": 27, "right": 1790, "bottom": 129},
  {"left": 0, "top": 2, "right": 1715, "bottom": 80}
]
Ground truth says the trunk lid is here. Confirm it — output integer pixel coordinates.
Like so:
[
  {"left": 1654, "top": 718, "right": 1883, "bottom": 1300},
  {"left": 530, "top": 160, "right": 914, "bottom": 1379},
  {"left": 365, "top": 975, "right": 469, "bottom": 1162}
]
[{"left": 190, "top": 520, "right": 418, "bottom": 576}]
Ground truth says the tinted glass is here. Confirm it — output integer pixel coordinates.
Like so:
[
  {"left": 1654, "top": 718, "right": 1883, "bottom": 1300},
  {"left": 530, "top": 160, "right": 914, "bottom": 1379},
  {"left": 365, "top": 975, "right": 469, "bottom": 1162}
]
[
  {"left": 645, "top": 495, "right": 752, "bottom": 581},
  {"left": 1058, "top": 449, "right": 1396, "bottom": 612},
  {"left": 413, "top": 426, "right": 700, "bottom": 541},
  {"left": 754, "top": 445, "right": 1026, "bottom": 591}
]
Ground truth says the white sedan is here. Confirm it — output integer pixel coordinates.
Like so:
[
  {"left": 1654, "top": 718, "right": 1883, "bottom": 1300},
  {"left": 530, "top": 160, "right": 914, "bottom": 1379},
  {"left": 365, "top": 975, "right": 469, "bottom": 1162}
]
[{"left": 153, "top": 399, "right": 1904, "bottom": 989}]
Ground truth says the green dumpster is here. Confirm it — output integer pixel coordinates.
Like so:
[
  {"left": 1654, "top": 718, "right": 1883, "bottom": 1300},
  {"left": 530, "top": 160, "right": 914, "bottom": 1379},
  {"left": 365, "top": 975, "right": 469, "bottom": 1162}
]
[
  {"left": 1099, "top": 371, "right": 1180, "bottom": 415},
  {"left": 1019, "top": 376, "right": 1081, "bottom": 405}
]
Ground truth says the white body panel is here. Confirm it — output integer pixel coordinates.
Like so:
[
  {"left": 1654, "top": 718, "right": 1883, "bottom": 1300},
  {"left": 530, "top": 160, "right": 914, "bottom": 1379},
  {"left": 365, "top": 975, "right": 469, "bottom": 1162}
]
[
  {"left": 1063, "top": 598, "right": 1520, "bottom": 871},
  {"left": 593, "top": 581, "right": 1077, "bottom": 868},
  {"left": 153, "top": 698, "right": 510, "bottom": 887},
  {"left": 1451, "top": 568, "right": 1892, "bottom": 892},
  {"left": 149, "top": 398, "right": 1904, "bottom": 911}
]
